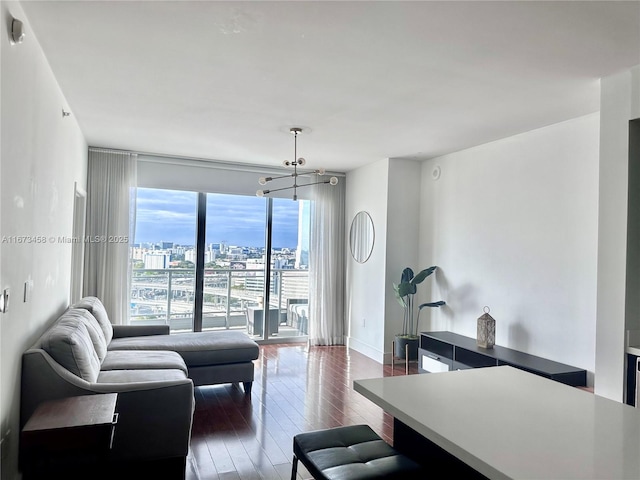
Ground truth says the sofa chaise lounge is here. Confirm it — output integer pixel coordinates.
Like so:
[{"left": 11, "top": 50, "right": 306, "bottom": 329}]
[{"left": 20, "top": 296, "right": 260, "bottom": 473}]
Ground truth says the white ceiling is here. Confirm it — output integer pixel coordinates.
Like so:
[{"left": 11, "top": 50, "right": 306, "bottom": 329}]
[{"left": 20, "top": 1, "right": 640, "bottom": 173}]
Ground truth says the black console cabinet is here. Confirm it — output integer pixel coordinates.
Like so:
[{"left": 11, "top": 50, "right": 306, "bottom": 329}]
[{"left": 419, "top": 331, "right": 587, "bottom": 387}]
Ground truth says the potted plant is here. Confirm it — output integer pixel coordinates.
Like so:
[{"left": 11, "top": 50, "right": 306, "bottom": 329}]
[{"left": 393, "top": 266, "right": 445, "bottom": 360}]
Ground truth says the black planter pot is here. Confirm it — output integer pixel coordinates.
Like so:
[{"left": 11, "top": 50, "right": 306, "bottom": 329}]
[{"left": 394, "top": 335, "right": 419, "bottom": 361}]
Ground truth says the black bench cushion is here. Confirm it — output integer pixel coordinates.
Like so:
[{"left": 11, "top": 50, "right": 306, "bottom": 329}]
[{"left": 293, "top": 424, "right": 424, "bottom": 480}]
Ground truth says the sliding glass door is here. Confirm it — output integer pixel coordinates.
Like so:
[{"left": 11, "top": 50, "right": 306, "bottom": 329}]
[
  {"left": 203, "top": 194, "right": 267, "bottom": 332},
  {"left": 130, "top": 188, "right": 197, "bottom": 331},
  {"left": 271, "top": 198, "right": 310, "bottom": 337},
  {"left": 129, "top": 187, "right": 310, "bottom": 341}
]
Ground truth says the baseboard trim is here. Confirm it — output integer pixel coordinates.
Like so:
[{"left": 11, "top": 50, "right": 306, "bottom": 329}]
[{"left": 347, "top": 336, "right": 384, "bottom": 364}]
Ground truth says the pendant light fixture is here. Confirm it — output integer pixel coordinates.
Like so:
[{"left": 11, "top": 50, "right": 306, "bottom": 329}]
[{"left": 256, "top": 127, "right": 338, "bottom": 201}]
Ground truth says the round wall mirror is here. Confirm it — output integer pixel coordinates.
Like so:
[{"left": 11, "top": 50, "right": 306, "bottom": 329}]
[{"left": 350, "top": 211, "right": 375, "bottom": 263}]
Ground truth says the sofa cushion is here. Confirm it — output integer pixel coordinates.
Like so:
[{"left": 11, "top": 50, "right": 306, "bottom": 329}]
[
  {"left": 40, "top": 320, "right": 101, "bottom": 382},
  {"left": 97, "top": 368, "right": 188, "bottom": 384},
  {"left": 58, "top": 308, "right": 108, "bottom": 361},
  {"left": 101, "top": 350, "right": 188, "bottom": 374},
  {"left": 108, "top": 330, "right": 260, "bottom": 367},
  {"left": 72, "top": 296, "right": 113, "bottom": 344}
]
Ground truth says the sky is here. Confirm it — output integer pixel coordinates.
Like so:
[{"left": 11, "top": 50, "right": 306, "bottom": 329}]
[{"left": 134, "top": 188, "right": 301, "bottom": 248}]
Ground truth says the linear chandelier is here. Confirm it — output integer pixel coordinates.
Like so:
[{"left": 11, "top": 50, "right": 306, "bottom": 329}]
[{"left": 256, "top": 127, "right": 338, "bottom": 201}]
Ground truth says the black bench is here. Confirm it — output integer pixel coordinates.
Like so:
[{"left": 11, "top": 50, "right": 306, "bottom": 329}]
[{"left": 292, "top": 424, "right": 425, "bottom": 479}]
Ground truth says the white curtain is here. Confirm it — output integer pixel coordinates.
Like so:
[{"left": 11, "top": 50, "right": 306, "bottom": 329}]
[
  {"left": 308, "top": 177, "right": 346, "bottom": 345},
  {"left": 83, "top": 148, "right": 137, "bottom": 325}
]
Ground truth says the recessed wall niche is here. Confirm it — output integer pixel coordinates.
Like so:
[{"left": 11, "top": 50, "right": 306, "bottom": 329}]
[
  {"left": 624, "top": 118, "right": 640, "bottom": 405},
  {"left": 626, "top": 118, "right": 640, "bottom": 332}
]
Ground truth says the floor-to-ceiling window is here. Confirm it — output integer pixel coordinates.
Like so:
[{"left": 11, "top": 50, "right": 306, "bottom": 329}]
[
  {"left": 203, "top": 193, "right": 267, "bottom": 333},
  {"left": 130, "top": 188, "right": 198, "bottom": 330},
  {"left": 129, "top": 187, "right": 310, "bottom": 341},
  {"left": 271, "top": 198, "right": 310, "bottom": 336}
]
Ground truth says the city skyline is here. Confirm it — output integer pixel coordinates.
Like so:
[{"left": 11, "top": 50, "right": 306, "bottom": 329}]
[{"left": 134, "top": 188, "right": 302, "bottom": 248}]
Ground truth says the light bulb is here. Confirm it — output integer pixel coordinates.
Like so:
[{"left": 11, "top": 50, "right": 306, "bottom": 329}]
[
  {"left": 297, "top": 157, "right": 306, "bottom": 166},
  {"left": 316, "top": 168, "right": 325, "bottom": 175},
  {"left": 258, "top": 177, "right": 267, "bottom": 185},
  {"left": 329, "top": 177, "right": 338, "bottom": 185},
  {"left": 256, "top": 190, "right": 264, "bottom": 197}
]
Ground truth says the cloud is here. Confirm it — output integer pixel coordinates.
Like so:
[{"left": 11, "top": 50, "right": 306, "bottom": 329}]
[{"left": 135, "top": 188, "right": 302, "bottom": 247}]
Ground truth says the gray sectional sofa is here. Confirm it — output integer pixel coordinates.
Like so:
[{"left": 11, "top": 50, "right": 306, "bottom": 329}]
[{"left": 20, "top": 296, "right": 260, "bottom": 473}]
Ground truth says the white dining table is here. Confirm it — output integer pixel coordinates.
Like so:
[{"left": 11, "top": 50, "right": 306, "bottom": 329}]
[{"left": 354, "top": 365, "right": 640, "bottom": 480}]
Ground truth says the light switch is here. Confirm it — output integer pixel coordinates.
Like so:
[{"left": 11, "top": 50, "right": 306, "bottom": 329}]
[{"left": 24, "top": 280, "right": 33, "bottom": 303}]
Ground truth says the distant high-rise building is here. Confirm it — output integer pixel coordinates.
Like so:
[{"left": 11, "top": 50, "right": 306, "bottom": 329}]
[
  {"left": 184, "top": 248, "right": 214, "bottom": 264},
  {"left": 143, "top": 252, "right": 171, "bottom": 269},
  {"left": 207, "top": 244, "right": 216, "bottom": 263},
  {"left": 161, "top": 241, "right": 174, "bottom": 249},
  {"left": 295, "top": 200, "right": 310, "bottom": 269},
  {"left": 273, "top": 256, "right": 288, "bottom": 269},
  {"left": 246, "top": 258, "right": 264, "bottom": 267},
  {"left": 131, "top": 247, "right": 145, "bottom": 260}
]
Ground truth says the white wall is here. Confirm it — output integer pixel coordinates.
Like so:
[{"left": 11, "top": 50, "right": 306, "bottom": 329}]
[
  {"left": 596, "top": 65, "right": 640, "bottom": 401},
  {"left": 346, "top": 158, "right": 422, "bottom": 363},
  {"left": 1, "top": 3, "right": 88, "bottom": 477},
  {"left": 418, "top": 114, "right": 600, "bottom": 380},
  {"left": 384, "top": 159, "right": 421, "bottom": 354},
  {"left": 346, "top": 159, "right": 389, "bottom": 362}
]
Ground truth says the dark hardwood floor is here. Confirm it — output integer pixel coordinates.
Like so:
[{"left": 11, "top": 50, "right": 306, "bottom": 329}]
[{"left": 185, "top": 343, "right": 419, "bottom": 480}]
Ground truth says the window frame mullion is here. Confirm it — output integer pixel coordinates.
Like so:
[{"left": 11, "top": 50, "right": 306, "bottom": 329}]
[
  {"left": 193, "top": 192, "right": 207, "bottom": 332},
  {"left": 262, "top": 197, "right": 274, "bottom": 341}
]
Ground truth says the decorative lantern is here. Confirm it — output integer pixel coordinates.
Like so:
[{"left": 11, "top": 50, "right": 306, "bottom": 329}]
[{"left": 477, "top": 306, "right": 496, "bottom": 349}]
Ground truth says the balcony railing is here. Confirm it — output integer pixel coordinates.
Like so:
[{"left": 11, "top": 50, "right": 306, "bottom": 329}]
[{"left": 130, "top": 267, "right": 309, "bottom": 336}]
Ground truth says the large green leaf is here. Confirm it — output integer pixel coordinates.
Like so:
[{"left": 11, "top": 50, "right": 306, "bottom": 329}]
[
  {"left": 392, "top": 283, "right": 407, "bottom": 307},
  {"left": 418, "top": 301, "right": 446, "bottom": 309},
  {"left": 400, "top": 267, "right": 414, "bottom": 284},
  {"left": 396, "top": 282, "right": 416, "bottom": 297},
  {"left": 411, "top": 266, "right": 437, "bottom": 286}
]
